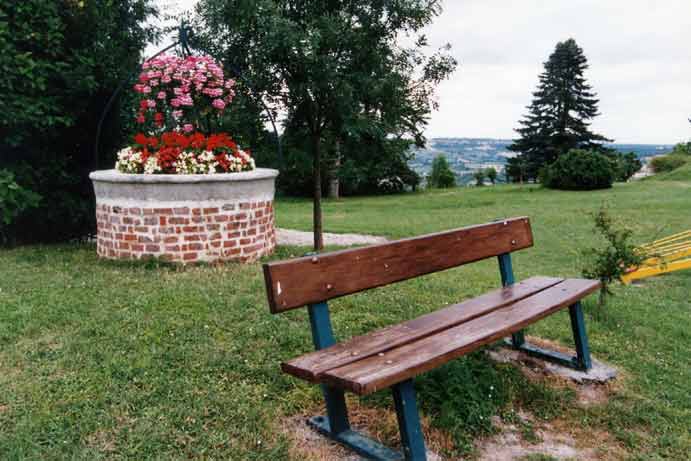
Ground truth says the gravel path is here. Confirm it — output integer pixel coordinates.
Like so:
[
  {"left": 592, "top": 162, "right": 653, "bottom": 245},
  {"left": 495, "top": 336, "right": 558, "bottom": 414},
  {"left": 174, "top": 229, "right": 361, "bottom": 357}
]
[{"left": 277, "top": 228, "right": 388, "bottom": 247}]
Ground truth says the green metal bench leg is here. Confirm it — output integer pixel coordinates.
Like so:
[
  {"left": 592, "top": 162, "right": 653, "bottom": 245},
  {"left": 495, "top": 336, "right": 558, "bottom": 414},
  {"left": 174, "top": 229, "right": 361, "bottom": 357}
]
[
  {"left": 569, "top": 301, "right": 592, "bottom": 370},
  {"left": 392, "top": 380, "right": 427, "bottom": 461},
  {"left": 307, "top": 302, "right": 405, "bottom": 459},
  {"left": 503, "top": 301, "right": 593, "bottom": 371},
  {"left": 498, "top": 253, "right": 526, "bottom": 347}
]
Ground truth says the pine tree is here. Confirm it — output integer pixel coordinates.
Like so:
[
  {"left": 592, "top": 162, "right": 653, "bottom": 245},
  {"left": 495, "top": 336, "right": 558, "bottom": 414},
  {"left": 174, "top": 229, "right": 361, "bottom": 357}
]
[{"left": 508, "top": 38, "right": 611, "bottom": 181}]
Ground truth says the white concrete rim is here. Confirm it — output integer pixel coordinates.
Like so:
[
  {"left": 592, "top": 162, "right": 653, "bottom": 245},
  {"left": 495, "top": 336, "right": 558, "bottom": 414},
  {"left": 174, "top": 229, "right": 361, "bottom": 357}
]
[{"left": 89, "top": 168, "right": 279, "bottom": 184}]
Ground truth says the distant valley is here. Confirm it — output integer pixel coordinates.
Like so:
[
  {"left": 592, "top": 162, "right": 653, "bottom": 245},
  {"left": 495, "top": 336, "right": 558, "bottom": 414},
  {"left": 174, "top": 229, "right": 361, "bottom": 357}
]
[{"left": 410, "top": 138, "right": 674, "bottom": 185}]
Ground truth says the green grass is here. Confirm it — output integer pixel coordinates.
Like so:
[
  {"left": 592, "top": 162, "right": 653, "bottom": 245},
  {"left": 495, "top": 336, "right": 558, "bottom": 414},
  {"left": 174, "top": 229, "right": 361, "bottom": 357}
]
[{"left": 1, "top": 179, "right": 690, "bottom": 459}]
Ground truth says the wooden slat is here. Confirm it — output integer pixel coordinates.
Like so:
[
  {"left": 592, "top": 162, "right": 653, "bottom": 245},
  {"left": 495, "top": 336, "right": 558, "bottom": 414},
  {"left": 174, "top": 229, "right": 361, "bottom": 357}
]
[
  {"left": 282, "top": 276, "right": 563, "bottom": 382},
  {"left": 264, "top": 217, "right": 533, "bottom": 313},
  {"left": 322, "top": 278, "right": 600, "bottom": 395}
]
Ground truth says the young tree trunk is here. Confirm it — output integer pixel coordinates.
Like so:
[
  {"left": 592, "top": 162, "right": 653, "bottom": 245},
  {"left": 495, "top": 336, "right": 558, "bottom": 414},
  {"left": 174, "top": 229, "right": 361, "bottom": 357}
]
[
  {"left": 312, "top": 132, "right": 324, "bottom": 251},
  {"left": 328, "top": 138, "right": 341, "bottom": 199}
]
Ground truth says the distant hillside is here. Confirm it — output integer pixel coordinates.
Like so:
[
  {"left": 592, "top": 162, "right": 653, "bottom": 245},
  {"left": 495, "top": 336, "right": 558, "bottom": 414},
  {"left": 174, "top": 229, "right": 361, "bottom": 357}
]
[{"left": 410, "top": 138, "right": 674, "bottom": 185}]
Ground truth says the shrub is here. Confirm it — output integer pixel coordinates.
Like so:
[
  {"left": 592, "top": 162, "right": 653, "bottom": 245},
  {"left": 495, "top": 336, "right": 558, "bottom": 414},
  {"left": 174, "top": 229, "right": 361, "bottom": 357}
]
[
  {"left": 609, "top": 151, "right": 642, "bottom": 182},
  {"left": 473, "top": 169, "right": 486, "bottom": 186},
  {"left": 428, "top": 155, "right": 456, "bottom": 188},
  {"left": 485, "top": 167, "right": 498, "bottom": 184},
  {"left": 542, "top": 149, "right": 614, "bottom": 190},
  {"left": 650, "top": 154, "right": 688, "bottom": 173},
  {"left": 0, "top": 0, "right": 155, "bottom": 244},
  {"left": 581, "top": 206, "right": 645, "bottom": 306},
  {"left": 0, "top": 170, "right": 41, "bottom": 244}
]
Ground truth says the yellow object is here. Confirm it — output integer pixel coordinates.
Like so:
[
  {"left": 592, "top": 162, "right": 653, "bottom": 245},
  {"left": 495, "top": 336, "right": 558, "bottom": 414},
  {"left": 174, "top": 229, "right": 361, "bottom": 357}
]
[{"left": 621, "top": 230, "right": 691, "bottom": 284}]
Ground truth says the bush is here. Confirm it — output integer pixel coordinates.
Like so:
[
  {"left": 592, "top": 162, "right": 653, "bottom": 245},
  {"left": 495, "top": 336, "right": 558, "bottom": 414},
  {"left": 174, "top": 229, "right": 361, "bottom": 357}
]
[
  {"left": 581, "top": 206, "right": 644, "bottom": 306},
  {"left": 542, "top": 149, "right": 614, "bottom": 190},
  {"left": 608, "top": 151, "right": 642, "bottom": 182},
  {"left": 0, "top": 0, "right": 156, "bottom": 244},
  {"left": 650, "top": 154, "right": 688, "bottom": 173},
  {"left": 428, "top": 155, "right": 456, "bottom": 188},
  {"left": 485, "top": 167, "right": 498, "bottom": 184},
  {"left": 473, "top": 169, "right": 485, "bottom": 186},
  {"left": 0, "top": 170, "right": 41, "bottom": 244}
]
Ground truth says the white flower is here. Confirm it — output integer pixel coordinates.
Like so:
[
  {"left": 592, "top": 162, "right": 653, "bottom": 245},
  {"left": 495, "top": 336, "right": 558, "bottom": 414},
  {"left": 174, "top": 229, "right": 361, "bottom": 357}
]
[{"left": 144, "top": 157, "right": 161, "bottom": 174}]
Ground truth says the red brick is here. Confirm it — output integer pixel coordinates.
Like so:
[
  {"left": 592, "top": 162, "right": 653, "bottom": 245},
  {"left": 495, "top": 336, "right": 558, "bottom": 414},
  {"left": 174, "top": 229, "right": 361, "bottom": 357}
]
[
  {"left": 145, "top": 244, "right": 160, "bottom": 252},
  {"left": 239, "top": 202, "right": 251, "bottom": 210},
  {"left": 223, "top": 240, "right": 237, "bottom": 248},
  {"left": 169, "top": 217, "right": 190, "bottom": 225},
  {"left": 184, "top": 235, "right": 200, "bottom": 242},
  {"left": 192, "top": 208, "right": 202, "bottom": 216},
  {"left": 164, "top": 236, "right": 179, "bottom": 244},
  {"left": 124, "top": 234, "right": 137, "bottom": 242},
  {"left": 144, "top": 217, "right": 157, "bottom": 225},
  {"left": 240, "top": 238, "right": 252, "bottom": 245},
  {"left": 159, "top": 216, "right": 167, "bottom": 226},
  {"left": 203, "top": 207, "right": 219, "bottom": 215},
  {"left": 135, "top": 226, "right": 149, "bottom": 233},
  {"left": 129, "top": 207, "right": 142, "bottom": 215},
  {"left": 174, "top": 207, "right": 190, "bottom": 215},
  {"left": 182, "top": 226, "right": 201, "bottom": 233},
  {"left": 189, "top": 243, "right": 203, "bottom": 251},
  {"left": 206, "top": 224, "right": 220, "bottom": 231},
  {"left": 154, "top": 208, "right": 173, "bottom": 215},
  {"left": 165, "top": 245, "right": 180, "bottom": 252},
  {"left": 214, "top": 215, "right": 229, "bottom": 222},
  {"left": 183, "top": 252, "right": 198, "bottom": 261},
  {"left": 131, "top": 244, "right": 144, "bottom": 251}
]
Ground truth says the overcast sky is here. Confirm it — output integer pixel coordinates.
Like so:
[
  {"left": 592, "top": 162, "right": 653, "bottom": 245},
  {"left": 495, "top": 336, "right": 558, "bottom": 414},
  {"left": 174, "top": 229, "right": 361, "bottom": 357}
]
[{"left": 164, "top": 0, "right": 690, "bottom": 144}]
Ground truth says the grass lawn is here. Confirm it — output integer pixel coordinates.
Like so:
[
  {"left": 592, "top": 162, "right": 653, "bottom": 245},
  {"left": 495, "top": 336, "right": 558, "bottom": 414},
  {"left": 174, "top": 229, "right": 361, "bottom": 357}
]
[{"left": 1, "top": 178, "right": 689, "bottom": 459}]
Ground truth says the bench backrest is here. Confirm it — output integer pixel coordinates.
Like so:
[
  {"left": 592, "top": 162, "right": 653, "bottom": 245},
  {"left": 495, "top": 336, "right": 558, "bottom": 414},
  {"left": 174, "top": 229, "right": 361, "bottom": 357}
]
[{"left": 263, "top": 217, "right": 533, "bottom": 313}]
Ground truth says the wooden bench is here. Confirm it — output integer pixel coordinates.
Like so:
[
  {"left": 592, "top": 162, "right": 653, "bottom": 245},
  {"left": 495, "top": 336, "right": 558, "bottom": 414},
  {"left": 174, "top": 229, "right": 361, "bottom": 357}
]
[{"left": 262, "top": 217, "right": 599, "bottom": 460}]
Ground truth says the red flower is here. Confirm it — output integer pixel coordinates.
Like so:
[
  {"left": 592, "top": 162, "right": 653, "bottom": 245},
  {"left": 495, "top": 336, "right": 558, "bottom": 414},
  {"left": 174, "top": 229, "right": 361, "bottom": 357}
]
[{"left": 134, "top": 133, "right": 148, "bottom": 146}]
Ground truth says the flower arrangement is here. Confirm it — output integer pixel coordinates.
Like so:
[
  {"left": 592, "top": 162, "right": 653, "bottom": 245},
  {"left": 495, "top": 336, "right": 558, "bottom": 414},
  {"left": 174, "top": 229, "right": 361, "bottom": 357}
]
[{"left": 115, "top": 54, "right": 255, "bottom": 175}]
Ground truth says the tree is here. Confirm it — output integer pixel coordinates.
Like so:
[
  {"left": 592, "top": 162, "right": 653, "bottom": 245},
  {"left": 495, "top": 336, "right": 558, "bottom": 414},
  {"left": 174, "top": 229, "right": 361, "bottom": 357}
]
[
  {"left": 0, "top": 0, "right": 157, "bottom": 244},
  {"left": 428, "top": 155, "right": 455, "bottom": 188},
  {"left": 193, "top": 0, "right": 456, "bottom": 250},
  {"left": 508, "top": 39, "right": 611, "bottom": 181},
  {"left": 473, "top": 169, "right": 485, "bottom": 186},
  {"left": 485, "top": 167, "right": 497, "bottom": 184}
]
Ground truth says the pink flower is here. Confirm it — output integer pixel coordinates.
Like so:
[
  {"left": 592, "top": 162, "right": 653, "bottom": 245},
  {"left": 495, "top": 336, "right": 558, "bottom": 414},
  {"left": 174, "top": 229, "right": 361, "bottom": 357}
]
[
  {"left": 161, "top": 75, "right": 172, "bottom": 84},
  {"left": 147, "top": 99, "right": 156, "bottom": 108},
  {"left": 212, "top": 99, "right": 225, "bottom": 110},
  {"left": 173, "top": 87, "right": 183, "bottom": 96},
  {"left": 136, "top": 114, "right": 145, "bottom": 124},
  {"left": 172, "top": 110, "right": 183, "bottom": 118},
  {"left": 142, "top": 86, "right": 151, "bottom": 94},
  {"left": 157, "top": 91, "right": 166, "bottom": 100},
  {"left": 225, "top": 79, "right": 235, "bottom": 89},
  {"left": 183, "top": 124, "right": 194, "bottom": 133},
  {"left": 170, "top": 98, "right": 181, "bottom": 108},
  {"left": 133, "top": 84, "right": 144, "bottom": 93}
]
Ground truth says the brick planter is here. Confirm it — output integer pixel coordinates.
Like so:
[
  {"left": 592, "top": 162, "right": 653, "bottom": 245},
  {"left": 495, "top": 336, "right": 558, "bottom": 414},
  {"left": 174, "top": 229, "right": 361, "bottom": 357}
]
[{"left": 90, "top": 168, "right": 278, "bottom": 263}]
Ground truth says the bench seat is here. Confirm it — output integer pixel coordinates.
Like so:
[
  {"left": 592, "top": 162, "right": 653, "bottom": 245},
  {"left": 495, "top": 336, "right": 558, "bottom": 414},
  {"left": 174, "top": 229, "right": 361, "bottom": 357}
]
[{"left": 284, "top": 277, "right": 599, "bottom": 395}]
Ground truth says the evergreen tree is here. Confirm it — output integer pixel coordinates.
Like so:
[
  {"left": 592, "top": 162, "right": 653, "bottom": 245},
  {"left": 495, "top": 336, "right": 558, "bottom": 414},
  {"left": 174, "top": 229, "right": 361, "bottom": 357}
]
[{"left": 508, "top": 38, "right": 611, "bottom": 181}]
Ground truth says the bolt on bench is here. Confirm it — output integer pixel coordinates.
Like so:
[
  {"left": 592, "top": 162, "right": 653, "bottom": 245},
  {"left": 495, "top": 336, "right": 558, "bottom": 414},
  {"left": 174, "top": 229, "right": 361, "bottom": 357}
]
[{"left": 262, "top": 217, "right": 600, "bottom": 460}]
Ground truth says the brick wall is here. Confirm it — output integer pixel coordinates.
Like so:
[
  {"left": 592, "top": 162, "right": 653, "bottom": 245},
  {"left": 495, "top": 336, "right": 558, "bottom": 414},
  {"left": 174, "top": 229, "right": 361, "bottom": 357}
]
[{"left": 95, "top": 200, "right": 275, "bottom": 263}]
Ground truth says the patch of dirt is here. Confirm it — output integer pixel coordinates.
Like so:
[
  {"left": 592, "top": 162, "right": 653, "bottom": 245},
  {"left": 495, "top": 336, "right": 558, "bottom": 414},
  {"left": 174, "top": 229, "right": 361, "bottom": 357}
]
[
  {"left": 476, "top": 410, "right": 626, "bottom": 461},
  {"left": 85, "top": 429, "right": 117, "bottom": 453},
  {"left": 279, "top": 398, "right": 444, "bottom": 460},
  {"left": 277, "top": 228, "right": 388, "bottom": 247},
  {"left": 0, "top": 404, "right": 8, "bottom": 413}
]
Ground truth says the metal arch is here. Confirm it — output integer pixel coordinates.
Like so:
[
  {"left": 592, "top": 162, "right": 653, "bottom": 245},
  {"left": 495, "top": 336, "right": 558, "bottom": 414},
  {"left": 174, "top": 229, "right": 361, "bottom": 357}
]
[{"left": 93, "top": 22, "right": 283, "bottom": 171}]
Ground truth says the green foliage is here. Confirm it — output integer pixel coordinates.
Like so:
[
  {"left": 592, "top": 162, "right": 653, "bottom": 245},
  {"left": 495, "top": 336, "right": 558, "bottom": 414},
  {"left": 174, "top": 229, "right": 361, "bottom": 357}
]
[
  {"left": 581, "top": 206, "right": 645, "bottom": 306},
  {"left": 607, "top": 151, "right": 643, "bottom": 182},
  {"left": 669, "top": 141, "right": 691, "bottom": 156},
  {"left": 0, "top": 170, "right": 41, "bottom": 243},
  {"left": 650, "top": 154, "right": 688, "bottom": 173},
  {"left": 193, "top": 0, "right": 456, "bottom": 247},
  {"left": 473, "top": 169, "right": 486, "bottom": 186},
  {"left": 485, "top": 167, "right": 498, "bottom": 184},
  {"left": 508, "top": 39, "right": 611, "bottom": 181},
  {"left": 542, "top": 149, "right": 614, "bottom": 190},
  {"left": 428, "top": 155, "right": 456, "bottom": 188},
  {"left": 0, "top": 0, "right": 156, "bottom": 244}
]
